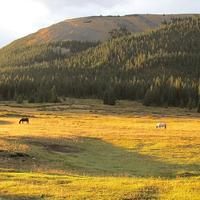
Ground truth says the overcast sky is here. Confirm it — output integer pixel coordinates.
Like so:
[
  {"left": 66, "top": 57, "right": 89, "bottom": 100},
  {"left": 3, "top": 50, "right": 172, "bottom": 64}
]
[{"left": 0, "top": 0, "right": 200, "bottom": 47}]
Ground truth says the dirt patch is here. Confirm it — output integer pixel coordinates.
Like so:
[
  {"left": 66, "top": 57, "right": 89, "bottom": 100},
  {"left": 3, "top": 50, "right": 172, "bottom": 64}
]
[
  {"left": 0, "top": 194, "right": 38, "bottom": 200},
  {"left": 46, "top": 144, "right": 82, "bottom": 153},
  {"left": 0, "top": 113, "right": 35, "bottom": 118},
  {"left": 29, "top": 140, "right": 83, "bottom": 154},
  {"left": 0, "top": 120, "right": 13, "bottom": 125},
  {"left": 9, "top": 152, "right": 30, "bottom": 158},
  {"left": 177, "top": 172, "right": 200, "bottom": 178},
  {"left": 123, "top": 186, "right": 158, "bottom": 200},
  {"left": 0, "top": 151, "right": 30, "bottom": 159}
]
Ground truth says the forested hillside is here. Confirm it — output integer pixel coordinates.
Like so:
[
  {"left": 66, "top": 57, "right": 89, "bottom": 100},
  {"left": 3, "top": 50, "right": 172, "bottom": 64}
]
[
  {"left": 0, "top": 17, "right": 200, "bottom": 109},
  {"left": 0, "top": 41, "right": 98, "bottom": 67}
]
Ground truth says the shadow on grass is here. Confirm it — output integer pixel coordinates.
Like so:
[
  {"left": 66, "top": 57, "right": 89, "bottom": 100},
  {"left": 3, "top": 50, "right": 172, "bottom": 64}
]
[{"left": 3, "top": 136, "right": 200, "bottom": 178}]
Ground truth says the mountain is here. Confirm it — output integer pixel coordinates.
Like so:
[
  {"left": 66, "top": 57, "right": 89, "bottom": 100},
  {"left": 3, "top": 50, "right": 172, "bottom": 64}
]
[
  {"left": 0, "top": 14, "right": 197, "bottom": 68},
  {"left": 0, "top": 16, "right": 200, "bottom": 109},
  {"left": 5, "top": 14, "right": 197, "bottom": 48}
]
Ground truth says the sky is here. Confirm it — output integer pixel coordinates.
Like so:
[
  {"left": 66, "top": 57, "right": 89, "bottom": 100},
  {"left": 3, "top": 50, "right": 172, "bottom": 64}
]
[{"left": 0, "top": 0, "right": 200, "bottom": 47}]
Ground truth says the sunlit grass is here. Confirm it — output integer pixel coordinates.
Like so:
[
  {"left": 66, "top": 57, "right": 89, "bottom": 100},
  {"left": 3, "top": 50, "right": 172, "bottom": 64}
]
[
  {"left": 0, "top": 99, "right": 199, "bottom": 199},
  {"left": 0, "top": 172, "right": 199, "bottom": 200}
]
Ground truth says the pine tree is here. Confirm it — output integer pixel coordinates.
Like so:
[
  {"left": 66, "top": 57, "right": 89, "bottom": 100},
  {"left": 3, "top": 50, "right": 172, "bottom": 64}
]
[
  {"left": 197, "top": 101, "right": 200, "bottom": 113},
  {"left": 49, "top": 86, "right": 59, "bottom": 103},
  {"left": 103, "top": 88, "right": 116, "bottom": 106},
  {"left": 16, "top": 95, "right": 24, "bottom": 104},
  {"left": 143, "top": 89, "right": 154, "bottom": 106}
]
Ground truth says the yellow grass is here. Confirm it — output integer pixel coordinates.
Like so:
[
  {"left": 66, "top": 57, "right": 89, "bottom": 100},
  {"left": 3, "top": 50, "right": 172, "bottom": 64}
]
[{"left": 0, "top": 99, "right": 199, "bottom": 199}]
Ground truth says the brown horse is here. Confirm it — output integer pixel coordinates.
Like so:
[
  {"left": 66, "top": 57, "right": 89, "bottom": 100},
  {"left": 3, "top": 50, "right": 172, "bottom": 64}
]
[{"left": 19, "top": 118, "right": 29, "bottom": 124}]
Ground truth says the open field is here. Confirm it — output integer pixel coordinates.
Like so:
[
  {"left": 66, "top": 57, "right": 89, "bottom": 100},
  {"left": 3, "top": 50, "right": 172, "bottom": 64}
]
[{"left": 0, "top": 99, "right": 200, "bottom": 199}]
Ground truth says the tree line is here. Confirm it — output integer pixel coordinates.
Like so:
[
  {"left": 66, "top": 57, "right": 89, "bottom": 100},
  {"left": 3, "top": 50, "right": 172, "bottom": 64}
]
[{"left": 0, "top": 17, "right": 199, "bottom": 110}]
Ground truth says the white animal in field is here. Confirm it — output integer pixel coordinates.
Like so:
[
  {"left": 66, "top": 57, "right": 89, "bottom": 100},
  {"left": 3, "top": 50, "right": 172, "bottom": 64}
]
[{"left": 156, "top": 122, "right": 167, "bottom": 129}]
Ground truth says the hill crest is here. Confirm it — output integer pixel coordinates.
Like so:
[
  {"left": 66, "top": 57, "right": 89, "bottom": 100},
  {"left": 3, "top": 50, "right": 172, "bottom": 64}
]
[{"left": 4, "top": 14, "right": 197, "bottom": 49}]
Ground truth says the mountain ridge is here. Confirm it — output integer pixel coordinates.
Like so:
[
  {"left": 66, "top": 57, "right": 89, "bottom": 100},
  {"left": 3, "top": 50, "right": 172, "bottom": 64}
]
[{"left": 3, "top": 14, "right": 198, "bottom": 49}]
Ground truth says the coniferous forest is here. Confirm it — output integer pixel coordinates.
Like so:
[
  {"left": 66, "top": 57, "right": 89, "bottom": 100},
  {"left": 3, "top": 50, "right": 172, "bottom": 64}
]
[{"left": 0, "top": 17, "right": 200, "bottom": 109}]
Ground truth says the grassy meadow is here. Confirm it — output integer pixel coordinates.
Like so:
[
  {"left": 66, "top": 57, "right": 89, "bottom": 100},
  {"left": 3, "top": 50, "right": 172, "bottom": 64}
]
[{"left": 0, "top": 99, "right": 199, "bottom": 199}]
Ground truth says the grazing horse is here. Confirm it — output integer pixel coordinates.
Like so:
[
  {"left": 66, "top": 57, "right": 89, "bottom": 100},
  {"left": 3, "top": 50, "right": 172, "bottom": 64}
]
[
  {"left": 156, "top": 122, "right": 166, "bottom": 129},
  {"left": 19, "top": 118, "right": 29, "bottom": 124}
]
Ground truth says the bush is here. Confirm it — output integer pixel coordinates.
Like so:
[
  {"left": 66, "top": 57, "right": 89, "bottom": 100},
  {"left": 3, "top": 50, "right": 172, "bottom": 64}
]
[
  {"left": 197, "top": 101, "right": 200, "bottom": 113},
  {"left": 49, "top": 86, "right": 60, "bottom": 103},
  {"left": 28, "top": 96, "right": 35, "bottom": 103},
  {"left": 143, "top": 90, "right": 154, "bottom": 106},
  {"left": 103, "top": 88, "right": 116, "bottom": 106},
  {"left": 16, "top": 95, "right": 24, "bottom": 104}
]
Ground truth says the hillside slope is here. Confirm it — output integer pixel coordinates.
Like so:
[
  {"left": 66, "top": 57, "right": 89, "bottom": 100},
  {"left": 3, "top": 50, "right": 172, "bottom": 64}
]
[
  {"left": 5, "top": 14, "right": 197, "bottom": 48},
  {"left": 0, "top": 40, "right": 98, "bottom": 67},
  {"left": 0, "top": 14, "right": 197, "bottom": 68},
  {"left": 0, "top": 17, "right": 200, "bottom": 108}
]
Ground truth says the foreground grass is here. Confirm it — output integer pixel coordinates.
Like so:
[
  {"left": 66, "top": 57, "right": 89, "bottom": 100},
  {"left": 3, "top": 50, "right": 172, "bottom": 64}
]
[
  {"left": 0, "top": 172, "right": 200, "bottom": 200},
  {"left": 0, "top": 99, "right": 199, "bottom": 199}
]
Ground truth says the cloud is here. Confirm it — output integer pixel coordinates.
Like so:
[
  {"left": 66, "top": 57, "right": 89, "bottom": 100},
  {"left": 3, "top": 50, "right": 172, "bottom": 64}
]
[
  {"left": 38, "top": 0, "right": 131, "bottom": 9},
  {"left": 0, "top": 0, "right": 200, "bottom": 47},
  {"left": 132, "top": 0, "right": 200, "bottom": 14},
  {"left": 36, "top": 0, "right": 200, "bottom": 14},
  {"left": 0, "top": 31, "right": 15, "bottom": 47},
  {"left": 31, "top": 0, "right": 200, "bottom": 23},
  {"left": 0, "top": 0, "right": 49, "bottom": 35},
  {"left": 0, "top": 0, "right": 50, "bottom": 47},
  {"left": 35, "top": 0, "right": 133, "bottom": 21}
]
